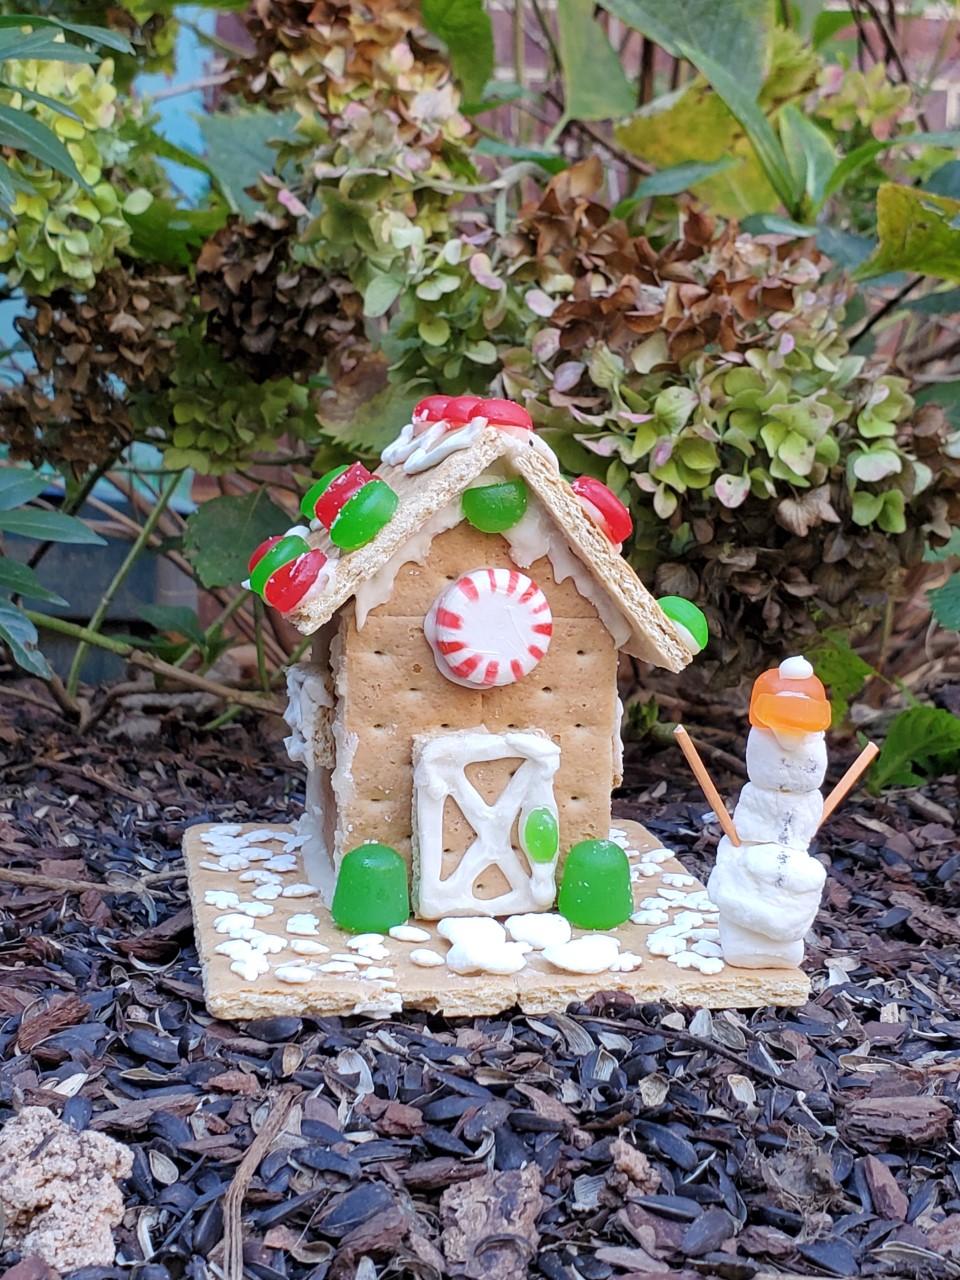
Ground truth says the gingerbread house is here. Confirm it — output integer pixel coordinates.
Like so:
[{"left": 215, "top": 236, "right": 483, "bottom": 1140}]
[{"left": 278, "top": 397, "right": 693, "bottom": 921}]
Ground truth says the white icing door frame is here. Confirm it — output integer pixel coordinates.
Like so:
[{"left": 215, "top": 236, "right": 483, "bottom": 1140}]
[{"left": 413, "top": 728, "right": 561, "bottom": 919}]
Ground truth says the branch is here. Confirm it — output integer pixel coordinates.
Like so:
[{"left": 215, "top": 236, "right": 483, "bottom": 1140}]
[{"left": 26, "top": 611, "right": 284, "bottom": 716}]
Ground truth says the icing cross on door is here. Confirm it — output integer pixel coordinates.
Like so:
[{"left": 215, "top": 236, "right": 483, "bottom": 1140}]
[{"left": 412, "top": 729, "right": 561, "bottom": 919}]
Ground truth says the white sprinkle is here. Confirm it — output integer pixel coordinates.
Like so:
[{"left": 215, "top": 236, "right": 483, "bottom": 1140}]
[
  {"left": 668, "top": 950, "right": 724, "bottom": 974},
  {"left": 610, "top": 951, "right": 644, "bottom": 972},
  {"left": 245, "top": 930, "right": 286, "bottom": 954},
  {"left": 286, "top": 913, "right": 320, "bottom": 936},
  {"left": 217, "top": 854, "right": 249, "bottom": 872},
  {"left": 631, "top": 908, "right": 669, "bottom": 925},
  {"left": 505, "top": 913, "right": 571, "bottom": 950},
  {"left": 541, "top": 935, "right": 620, "bottom": 975},
  {"left": 252, "top": 883, "right": 282, "bottom": 900},
  {"left": 640, "top": 897, "right": 671, "bottom": 911},
  {"left": 446, "top": 940, "right": 527, "bottom": 975},
  {"left": 638, "top": 847, "right": 672, "bottom": 864},
  {"left": 692, "top": 939, "right": 723, "bottom": 957},
  {"left": 215, "top": 939, "right": 253, "bottom": 959},
  {"left": 201, "top": 824, "right": 242, "bottom": 841},
  {"left": 275, "top": 964, "right": 313, "bottom": 984},
  {"left": 631, "top": 865, "right": 661, "bottom": 879},
  {"left": 214, "top": 913, "right": 256, "bottom": 936},
  {"left": 204, "top": 890, "right": 239, "bottom": 909},
  {"left": 657, "top": 887, "right": 690, "bottom": 902},
  {"left": 290, "top": 939, "right": 329, "bottom": 955},
  {"left": 234, "top": 901, "right": 274, "bottom": 918},
  {"left": 243, "top": 848, "right": 273, "bottom": 863},
  {"left": 199, "top": 860, "right": 230, "bottom": 873},
  {"left": 410, "top": 948, "right": 445, "bottom": 967},
  {"left": 240, "top": 828, "right": 286, "bottom": 846},
  {"left": 389, "top": 925, "right": 431, "bottom": 943},
  {"left": 333, "top": 952, "right": 374, "bottom": 965},
  {"left": 365, "top": 967, "right": 394, "bottom": 980},
  {"left": 646, "top": 931, "right": 686, "bottom": 956},
  {"left": 662, "top": 872, "right": 696, "bottom": 887},
  {"left": 230, "top": 954, "right": 268, "bottom": 981},
  {"left": 264, "top": 855, "right": 298, "bottom": 872},
  {"left": 281, "top": 883, "right": 317, "bottom": 898},
  {"left": 239, "top": 869, "right": 282, "bottom": 884},
  {"left": 345, "top": 933, "right": 385, "bottom": 950},
  {"left": 319, "top": 960, "right": 357, "bottom": 974},
  {"left": 437, "top": 917, "right": 506, "bottom": 947}
]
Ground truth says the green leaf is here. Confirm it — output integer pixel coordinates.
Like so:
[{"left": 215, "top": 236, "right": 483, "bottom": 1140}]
[
  {"left": 0, "top": 30, "right": 97, "bottom": 63},
  {"left": 138, "top": 603, "right": 207, "bottom": 645},
  {"left": 870, "top": 705, "right": 960, "bottom": 790},
  {"left": 779, "top": 103, "right": 836, "bottom": 211},
  {"left": 742, "top": 212, "right": 817, "bottom": 236},
  {"left": 421, "top": 0, "right": 494, "bottom": 105},
  {"left": 926, "top": 161, "right": 960, "bottom": 201},
  {"left": 125, "top": 198, "right": 228, "bottom": 267},
  {"left": 197, "top": 108, "right": 298, "bottom": 218},
  {"left": 0, "top": 15, "right": 134, "bottom": 54},
  {"left": 903, "top": 287, "right": 960, "bottom": 315},
  {"left": 556, "top": 0, "right": 636, "bottom": 123},
  {"left": 930, "top": 574, "right": 960, "bottom": 632},
  {"left": 473, "top": 138, "right": 568, "bottom": 174},
  {"left": 418, "top": 316, "right": 450, "bottom": 346},
  {"left": 0, "top": 507, "right": 105, "bottom": 544},
  {"left": 619, "top": 157, "right": 737, "bottom": 206},
  {"left": 0, "top": 557, "right": 67, "bottom": 605},
  {"left": 916, "top": 379, "right": 960, "bottom": 427},
  {"left": 182, "top": 488, "right": 291, "bottom": 589},
  {"left": 853, "top": 183, "right": 960, "bottom": 284},
  {"left": 0, "top": 598, "right": 51, "bottom": 678},
  {"left": 809, "top": 632, "right": 874, "bottom": 726},
  {"left": 824, "top": 130, "right": 960, "bottom": 202},
  {"left": 0, "top": 468, "right": 46, "bottom": 510},
  {"left": 363, "top": 273, "right": 404, "bottom": 318},
  {"left": 598, "top": 0, "right": 769, "bottom": 99},
  {"left": 0, "top": 103, "right": 85, "bottom": 187},
  {"left": 811, "top": 9, "right": 853, "bottom": 47}
]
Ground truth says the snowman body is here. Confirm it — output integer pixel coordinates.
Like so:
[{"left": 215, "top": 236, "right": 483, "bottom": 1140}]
[{"left": 708, "top": 658, "right": 829, "bottom": 969}]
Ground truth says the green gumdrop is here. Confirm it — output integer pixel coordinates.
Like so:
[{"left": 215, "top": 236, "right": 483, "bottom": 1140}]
[
  {"left": 249, "top": 534, "right": 310, "bottom": 597},
  {"left": 301, "top": 465, "right": 349, "bottom": 519},
  {"left": 521, "top": 806, "right": 559, "bottom": 863},
  {"left": 330, "top": 480, "right": 398, "bottom": 550},
  {"left": 331, "top": 843, "right": 409, "bottom": 933},
  {"left": 557, "top": 839, "right": 632, "bottom": 930},
  {"left": 658, "top": 595, "right": 709, "bottom": 653},
  {"left": 461, "top": 477, "right": 528, "bottom": 533}
]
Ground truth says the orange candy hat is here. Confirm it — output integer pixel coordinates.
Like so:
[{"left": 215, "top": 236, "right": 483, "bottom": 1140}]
[{"left": 749, "top": 655, "right": 831, "bottom": 736}]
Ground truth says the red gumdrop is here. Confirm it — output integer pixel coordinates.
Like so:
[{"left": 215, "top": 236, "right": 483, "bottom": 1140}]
[
  {"left": 571, "top": 476, "right": 633, "bottom": 544},
  {"left": 248, "top": 535, "right": 283, "bottom": 573},
  {"left": 477, "top": 398, "right": 532, "bottom": 430},
  {"left": 413, "top": 394, "right": 452, "bottom": 423},
  {"left": 315, "top": 461, "right": 372, "bottom": 529},
  {"left": 263, "top": 548, "right": 328, "bottom": 612},
  {"left": 444, "top": 395, "right": 484, "bottom": 425}
]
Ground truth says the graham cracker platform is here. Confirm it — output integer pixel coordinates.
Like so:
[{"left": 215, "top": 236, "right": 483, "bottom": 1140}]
[{"left": 183, "top": 820, "right": 810, "bottom": 1018}]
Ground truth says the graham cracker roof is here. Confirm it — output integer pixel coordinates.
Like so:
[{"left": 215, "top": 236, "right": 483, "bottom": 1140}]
[{"left": 288, "top": 427, "right": 692, "bottom": 672}]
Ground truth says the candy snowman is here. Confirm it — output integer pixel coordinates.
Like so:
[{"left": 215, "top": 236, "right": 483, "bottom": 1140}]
[{"left": 706, "top": 656, "right": 831, "bottom": 969}]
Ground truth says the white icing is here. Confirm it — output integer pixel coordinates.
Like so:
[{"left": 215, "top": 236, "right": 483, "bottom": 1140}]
[
  {"left": 424, "top": 567, "right": 552, "bottom": 688},
  {"left": 610, "top": 951, "right": 644, "bottom": 972},
  {"left": 233, "top": 901, "right": 274, "bottom": 918},
  {"left": 213, "top": 913, "right": 256, "bottom": 936},
  {"left": 541, "top": 935, "right": 620, "bottom": 974},
  {"left": 238, "top": 869, "right": 282, "bottom": 884},
  {"left": 612, "top": 697, "right": 624, "bottom": 784},
  {"left": 410, "top": 948, "right": 445, "bottom": 967},
  {"left": 415, "top": 730, "right": 561, "bottom": 918},
  {"left": 504, "top": 913, "right": 571, "bottom": 950},
  {"left": 281, "top": 883, "right": 318, "bottom": 898},
  {"left": 214, "top": 939, "right": 254, "bottom": 960},
  {"left": 779, "top": 655, "right": 814, "bottom": 679},
  {"left": 437, "top": 917, "right": 506, "bottom": 946},
  {"left": 231, "top": 953, "right": 269, "bottom": 981},
  {"left": 252, "top": 883, "right": 282, "bottom": 900},
  {"left": 355, "top": 499, "right": 463, "bottom": 628},
  {"left": 333, "top": 952, "right": 373, "bottom": 965},
  {"left": 282, "top": 662, "right": 336, "bottom": 902},
  {"left": 319, "top": 959, "right": 358, "bottom": 974},
  {"left": 445, "top": 938, "right": 528, "bottom": 974},
  {"left": 646, "top": 932, "right": 686, "bottom": 956},
  {"left": 245, "top": 931, "right": 287, "bottom": 954},
  {"left": 661, "top": 872, "right": 696, "bottom": 887},
  {"left": 382, "top": 418, "right": 486, "bottom": 473},
  {"left": 668, "top": 951, "right": 724, "bottom": 974},
  {"left": 345, "top": 933, "right": 385, "bottom": 949},
  {"left": 365, "top": 966, "right": 394, "bottom": 980},
  {"left": 352, "top": 991, "right": 403, "bottom": 1015},
  {"left": 199, "top": 860, "right": 228, "bottom": 873},
  {"left": 631, "top": 908, "right": 668, "bottom": 925},
  {"left": 264, "top": 855, "right": 298, "bottom": 872},
  {"left": 389, "top": 925, "right": 431, "bottom": 943}
]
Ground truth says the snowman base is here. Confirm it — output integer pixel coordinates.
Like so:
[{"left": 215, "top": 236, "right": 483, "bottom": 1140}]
[
  {"left": 717, "top": 919, "right": 807, "bottom": 970},
  {"left": 183, "top": 818, "right": 811, "bottom": 1020}
]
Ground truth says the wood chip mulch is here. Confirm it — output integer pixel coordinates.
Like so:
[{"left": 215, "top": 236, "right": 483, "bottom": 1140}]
[{"left": 1, "top": 689, "right": 959, "bottom": 1280}]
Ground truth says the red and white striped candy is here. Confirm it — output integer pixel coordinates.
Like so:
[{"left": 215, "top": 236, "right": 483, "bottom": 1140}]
[{"left": 426, "top": 567, "right": 553, "bottom": 687}]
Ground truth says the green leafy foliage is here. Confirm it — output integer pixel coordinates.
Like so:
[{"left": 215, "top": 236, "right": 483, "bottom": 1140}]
[
  {"left": 929, "top": 574, "right": 960, "bottom": 631},
  {"left": 854, "top": 184, "right": 960, "bottom": 283},
  {"left": 421, "top": 0, "right": 494, "bottom": 105},
  {"left": 0, "top": 504, "right": 105, "bottom": 543},
  {"left": 197, "top": 107, "right": 298, "bottom": 218},
  {"left": 809, "top": 633, "right": 875, "bottom": 725},
  {"left": 871, "top": 706, "right": 960, "bottom": 791},
  {"left": 182, "top": 489, "right": 291, "bottom": 589},
  {"left": 555, "top": 0, "right": 635, "bottom": 123},
  {"left": 0, "top": 597, "right": 51, "bottom": 677}
]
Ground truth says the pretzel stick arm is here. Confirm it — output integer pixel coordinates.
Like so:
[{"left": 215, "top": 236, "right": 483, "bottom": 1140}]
[
  {"left": 674, "top": 724, "right": 741, "bottom": 847},
  {"left": 819, "top": 742, "right": 879, "bottom": 828}
]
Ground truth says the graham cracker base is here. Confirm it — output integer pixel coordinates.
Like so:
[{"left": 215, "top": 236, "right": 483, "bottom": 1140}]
[{"left": 183, "top": 821, "right": 810, "bottom": 1019}]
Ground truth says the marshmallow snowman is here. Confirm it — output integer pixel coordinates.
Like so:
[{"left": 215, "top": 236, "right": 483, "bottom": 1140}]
[{"left": 707, "top": 655, "right": 831, "bottom": 970}]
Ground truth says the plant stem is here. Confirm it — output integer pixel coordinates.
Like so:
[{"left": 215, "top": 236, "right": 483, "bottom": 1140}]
[
  {"left": 172, "top": 590, "right": 250, "bottom": 670},
  {"left": 65, "top": 472, "right": 180, "bottom": 698},
  {"left": 29, "top": 610, "right": 282, "bottom": 716},
  {"left": 847, "top": 275, "right": 922, "bottom": 346},
  {"left": 253, "top": 597, "right": 270, "bottom": 691}
]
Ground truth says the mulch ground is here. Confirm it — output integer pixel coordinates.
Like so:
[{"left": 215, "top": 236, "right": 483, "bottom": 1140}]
[{"left": 1, "top": 685, "right": 959, "bottom": 1280}]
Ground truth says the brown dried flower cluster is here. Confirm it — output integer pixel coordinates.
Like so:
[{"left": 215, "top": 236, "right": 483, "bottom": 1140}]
[{"left": 0, "top": 264, "right": 188, "bottom": 470}]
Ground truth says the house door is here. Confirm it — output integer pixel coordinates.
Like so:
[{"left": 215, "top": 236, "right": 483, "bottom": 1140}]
[{"left": 412, "top": 728, "right": 561, "bottom": 919}]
